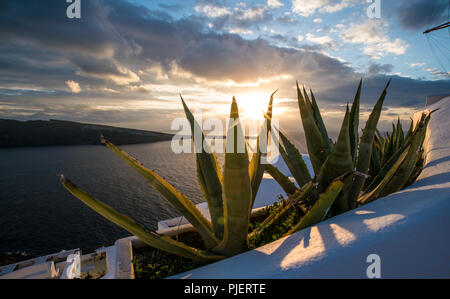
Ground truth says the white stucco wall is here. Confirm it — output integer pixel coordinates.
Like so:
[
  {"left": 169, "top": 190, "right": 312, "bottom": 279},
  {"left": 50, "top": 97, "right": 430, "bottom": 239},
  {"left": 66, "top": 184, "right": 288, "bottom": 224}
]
[{"left": 172, "top": 97, "right": 450, "bottom": 279}]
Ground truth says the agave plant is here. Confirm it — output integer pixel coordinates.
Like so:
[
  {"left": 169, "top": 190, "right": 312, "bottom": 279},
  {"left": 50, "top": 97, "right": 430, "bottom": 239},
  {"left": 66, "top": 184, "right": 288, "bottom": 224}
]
[
  {"left": 61, "top": 80, "right": 429, "bottom": 263},
  {"left": 259, "top": 80, "right": 431, "bottom": 237},
  {"left": 61, "top": 93, "right": 336, "bottom": 262}
]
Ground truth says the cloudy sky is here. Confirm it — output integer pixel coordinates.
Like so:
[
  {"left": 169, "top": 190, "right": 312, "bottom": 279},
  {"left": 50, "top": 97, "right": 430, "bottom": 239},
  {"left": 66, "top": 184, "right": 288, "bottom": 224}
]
[{"left": 0, "top": 0, "right": 449, "bottom": 136}]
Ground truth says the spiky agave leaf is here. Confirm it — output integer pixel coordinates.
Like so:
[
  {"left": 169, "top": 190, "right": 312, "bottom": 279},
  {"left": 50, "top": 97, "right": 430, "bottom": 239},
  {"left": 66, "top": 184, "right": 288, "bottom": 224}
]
[
  {"left": 347, "top": 80, "right": 390, "bottom": 207},
  {"left": 296, "top": 82, "right": 329, "bottom": 175},
  {"left": 367, "top": 141, "right": 381, "bottom": 189},
  {"left": 404, "top": 146, "right": 425, "bottom": 188},
  {"left": 249, "top": 90, "right": 277, "bottom": 207},
  {"left": 364, "top": 137, "right": 412, "bottom": 193},
  {"left": 325, "top": 105, "right": 353, "bottom": 181},
  {"left": 213, "top": 97, "right": 252, "bottom": 256},
  {"left": 374, "top": 130, "right": 384, "bottom": 156},
  {"left": 364, "top": 112, "right": 429, "bottom": 193},
  {"left": 309, "top": 88, "right": 331, "bottom": 152},
  {"left": 406, "top": 118, "right": 414, "bottom": 139},
  {"left": 395, "top": 117, "right": 404, "bottom": 150},
  {"left": 349, "top": 79, "right": 362, "bottom": 163},
  {"left": 278, "top": 130, "right": 312, "bottom": 187},
  {"left": 378, "top": 112, "right": 431, "bottom": 197},
  {"left": 61, "top": 176, "right": 224, "bottom": 262},
  {"left": 358, "top": 145, "right": 411, "bottom": 204},
  {"left": 101, "top": 137, "right": 219, "bottom": 249},
  {"left": 322, "top": 105, "right": 353, "bottom": 213},
  {"left": 181, "top": 96, "right": 224, "bottom": 240},
  {"left": 264, "top": 163, "right": 298, "bottom": 195},
  {"left": 284, "top": 180, "right": 344, "bottom": 236},
  {"left": 382, "top": 128, "right": 396, "bottom": 166},
  {"left": 375, "top": 128, "right": 384, "bottom": 150}
]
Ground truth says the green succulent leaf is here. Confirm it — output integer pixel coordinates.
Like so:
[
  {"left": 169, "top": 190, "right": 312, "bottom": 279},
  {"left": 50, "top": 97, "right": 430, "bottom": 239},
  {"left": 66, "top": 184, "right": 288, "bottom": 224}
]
[
  {"left": 349, "top": 79, "right": 362, "bottom": 163},
  {"left": 278, "top": 130, "right": 312, "bottom": 187},
  {"left": 395, "top": 117, "right": 405, "bottom": 150},
  {"left": 310, "top": 88, "right": 331, "bottom": 152},
  {"left": 213, "top": 98, "right": 252, "bottom": 256},
  {"left": 264, "top": 163, "right": 298, "bottom": 195},
  {"left": 249, "top": 90, "right": 277, "bottom": 207},
  {"left": 322, "top": 105, "right": 353, "bottom": 188},
  {"left": 285, "top": 180, "right": 344, "bottom": 236},
  {"left": 368, "top": 141, "right": 381, "bottom": 185},
  {"left": 365, "top": 138, "right": 411, "bottom": 192},
  {"left": 406, "top": 118, "right": 414, "bottom": 139},
  {"left": 358, "top": 144, "right": 411, "bottom": 204},
  {"left": 378, "top": 112, "right": 431, "bottom": 197},
  {"left": 101, "top": 137, "right": 219, "bottom": 249},
  {"left": 61, "top": 176, "right": 224, "bottom": 262},
  {"left": 181, "top": 96, "right": 224, "bottom": 240},
  {"left": 296, "top": 82, "right": 329, "bottom": 175},
  {"left": 347, "top": 80, "right": 390, "bottom": 206},
  {"left": 320, "top": 105, "right": 354, "bottom": 214}
]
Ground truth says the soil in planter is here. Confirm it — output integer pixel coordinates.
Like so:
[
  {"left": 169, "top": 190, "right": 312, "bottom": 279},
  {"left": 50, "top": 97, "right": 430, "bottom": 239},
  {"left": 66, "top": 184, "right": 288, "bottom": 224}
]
[
  {"left": 133, "top": 200, "right": 302, "bottom": 279},
  {"left": 247, "top": 200, "right": 302, "bottom": 250},
  {"left": 132, "top": 231, "right": 209, "bottom": 279}
]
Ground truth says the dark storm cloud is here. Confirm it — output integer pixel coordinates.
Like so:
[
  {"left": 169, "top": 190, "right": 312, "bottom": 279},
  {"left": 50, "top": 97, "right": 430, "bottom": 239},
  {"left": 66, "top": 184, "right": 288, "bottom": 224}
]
[
  {"left": 318, "top": 75, "right": 450, "bottom": 108},
  {"left": 395, "top": 0, "right": 448, "bottom": 30},
  {"left": 0, "top": 0, "right": 132, "bottom": 57},
  {"left": 0, "top": 0, "right": 143, "bottom": 90},
  {"left": 0, "top": 0, "right": 352, "bottom": 85},
  {"left": 0, "top": 0, "right": 449, "bottom": 129},
  {"left": 0, "top": 45, "right": 76, "bottom": 89}
]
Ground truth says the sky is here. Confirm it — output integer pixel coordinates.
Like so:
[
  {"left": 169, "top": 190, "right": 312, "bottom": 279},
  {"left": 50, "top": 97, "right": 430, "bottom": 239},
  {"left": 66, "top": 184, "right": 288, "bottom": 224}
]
[{"left": 0, "top": 0, "right": 449, "bottom": 137}]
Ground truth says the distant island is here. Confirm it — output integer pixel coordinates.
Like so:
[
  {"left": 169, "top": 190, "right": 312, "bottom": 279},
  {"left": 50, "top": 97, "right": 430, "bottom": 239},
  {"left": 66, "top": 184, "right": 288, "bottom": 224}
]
[{"left": 0, "top": 119, "right": 173, "bottom": 148}]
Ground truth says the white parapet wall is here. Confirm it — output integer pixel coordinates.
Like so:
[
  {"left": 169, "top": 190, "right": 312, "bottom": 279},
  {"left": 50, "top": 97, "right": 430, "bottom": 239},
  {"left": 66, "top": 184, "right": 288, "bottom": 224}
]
[{"left": 171, "top": 97, "right": 450, "bottom": 279}]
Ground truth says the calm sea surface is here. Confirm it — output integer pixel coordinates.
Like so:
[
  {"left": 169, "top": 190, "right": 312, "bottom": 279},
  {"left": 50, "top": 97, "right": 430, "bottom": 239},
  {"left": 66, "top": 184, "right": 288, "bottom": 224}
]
[{"left": 0, "top": 141, "right": 224, "bottom": 256}]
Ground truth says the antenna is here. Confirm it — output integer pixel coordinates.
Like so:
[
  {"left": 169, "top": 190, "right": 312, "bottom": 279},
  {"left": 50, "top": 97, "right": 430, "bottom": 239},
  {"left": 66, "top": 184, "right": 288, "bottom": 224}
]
[{"left": 423, "top": 22, "right": 450, "bottom": 34}]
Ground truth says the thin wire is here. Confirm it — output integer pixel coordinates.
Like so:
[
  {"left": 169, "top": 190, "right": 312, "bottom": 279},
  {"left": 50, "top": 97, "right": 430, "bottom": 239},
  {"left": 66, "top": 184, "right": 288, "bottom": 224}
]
[
  {"left": 430, "top": 35, "right": 450, "bottom": 56},
  {"left": 426, "top": 34, "right": 449, "bottom": 74},
  {"left": 429, "top": 33, "right": 450, "bottom": 40},
  {"left": 429, "top": 37, "right": 450, "bottom": 66},
  {"left": 430, "top": 39, "right": 450, "bottom": 68}
]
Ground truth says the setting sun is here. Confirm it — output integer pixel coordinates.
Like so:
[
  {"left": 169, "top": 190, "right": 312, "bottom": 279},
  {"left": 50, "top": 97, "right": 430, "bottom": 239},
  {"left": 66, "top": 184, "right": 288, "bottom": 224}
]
[{"left": 236, "top": 91, "right": 273, "bottom": 121}]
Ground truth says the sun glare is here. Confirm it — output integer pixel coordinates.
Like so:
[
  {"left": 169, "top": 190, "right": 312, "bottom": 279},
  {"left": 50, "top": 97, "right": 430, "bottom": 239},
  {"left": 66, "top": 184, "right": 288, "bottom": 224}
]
[{"left": 235, "top": 92, "right": 272, "bottom": 121}]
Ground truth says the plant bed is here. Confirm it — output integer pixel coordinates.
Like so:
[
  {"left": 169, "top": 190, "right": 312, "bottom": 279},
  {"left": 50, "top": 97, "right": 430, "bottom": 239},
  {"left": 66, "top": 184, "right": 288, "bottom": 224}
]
[
  {"left": 132, "top": 231, "right": 208, "bottom": 279},
  {"left": 132, "top": 201, "right": 313, "bottom": 279}
]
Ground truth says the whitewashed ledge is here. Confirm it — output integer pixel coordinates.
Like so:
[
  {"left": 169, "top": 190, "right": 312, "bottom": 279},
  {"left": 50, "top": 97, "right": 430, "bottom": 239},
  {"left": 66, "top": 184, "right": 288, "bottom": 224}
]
[{"left": 171, "top": 96, "right": 450, "bottom": 279}]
